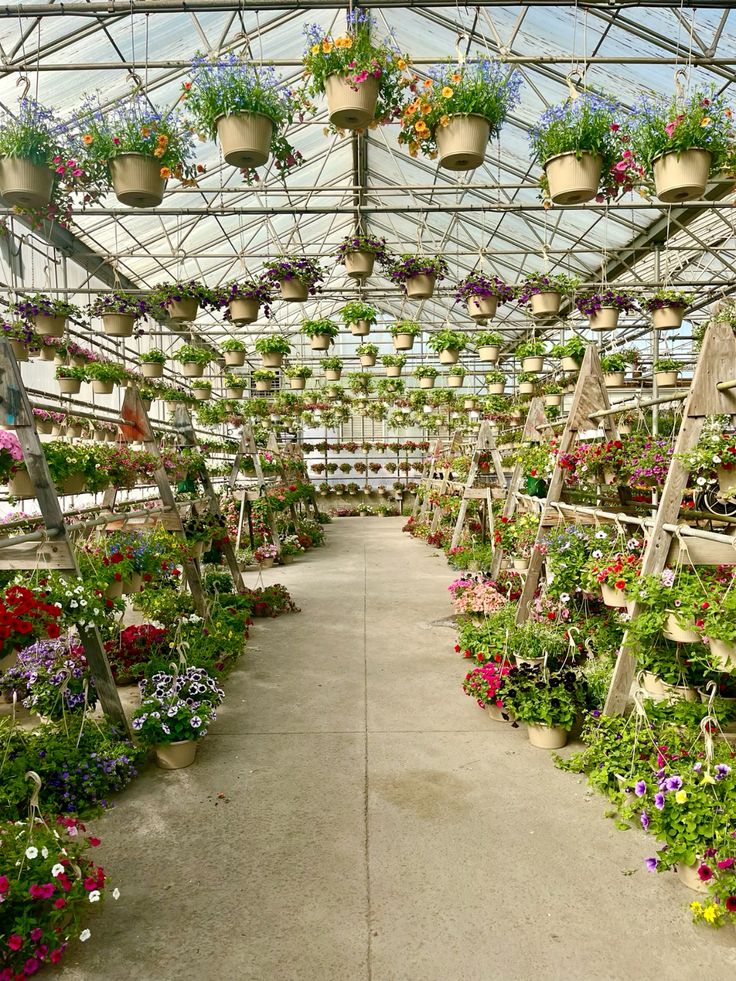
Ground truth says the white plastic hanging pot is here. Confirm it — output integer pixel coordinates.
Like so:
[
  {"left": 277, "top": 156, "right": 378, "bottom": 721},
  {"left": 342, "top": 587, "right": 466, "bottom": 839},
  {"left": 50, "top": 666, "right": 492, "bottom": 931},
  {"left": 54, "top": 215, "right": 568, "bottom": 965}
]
[
  {"left": 255, "top": 379, "right": 272, "bottom": 392},
  {"left": 477, "top": 344, "right": 499, "bottom": 362},
  {"left": 216, "top": 112, "right": 273, "bottom": 168},
  {"left": 229, "top": 298, "right": 260, "bottom": 324},
  {"left": 560, "top": 356, "right": 581, "bottom": 373},
  {"left": 486, "top": 382, "right": 505, "bottom": 395},
  {"left": 385, "top": 365, "right": 402, "bottom": 377},
  {"left": 518, "top": 380, "right": 535, "bottom": 395},
  {"left": 344, "top": 251, "right": 375, "bottom": 280},
  {"left": 0, "top": 158, "right": 54, "bottom": 209},
  {"left": 325, "top": 74, "right": 379, "bottom": 130},
  {"left": 438, "top": 349, "right": 460, "bottom": 365},
  {"left": 226, "top": 385, "right": 245, "bottom": 399},
  {"left": 310, "top": 334, "right": 332, "bottom": 351},
  {"left": 359, "top": 354, "right": 377, "bottom": 367},
  {"left": 709, "top": 637, "right": 736, "bottom": 672},
  {"left": 589, "top": 306, "right": 620, "bottom": 331},
  {"left": 91, "top": 380, "right": 114, "bottom": 395},
  {"left": 101, "top": 313, "right": 135, "bottom": 338},
  {"left": 182, "top": 362, "right": 204, "bottom": 378},
  {"left": 279, "top": 279, "right": 309, "bottom": 302},
  {"left": 324, "top": 368, "right": 342, "bottom": 381},
  {"left": 467, "top": 296, "right": 497, "bottom": 321},
  {"left": 405, "top": 274, "right": 436, "bottom": 300},
  {"left": 522, "top": 356, "right": 543, "bottom": 373},
  {"left": 655, "top": 371, "right": 678, "bottom": 387},
  {"left": 349, "top": 319, "right": 371, "bottom": 336},
  {"left": 651, "top": 305, "right": 685, "bottom": 330},
  {"left": 393, "top": 333, "right": 415, "bottom": 351},
  {"left": 716, "top": 466, "right": 736, "bottom": 497},
  {"left": 109, "top": 153, "right": 166, "bottom": 208},
  {"left": 436, "top": 114, "right": 490, "bottom": 171},
  {"left": 545, "top": 393, "right": 562, "bottom": 407},
  {"left": 289, "top": 377, "right": 306, "bottom": 391},
  {"left": 543, "top": 151, "right": 602, "bottom": 205},
  {"left": 224, "top": 350, "right": 246, "bottom": 367},
  {"left": 419, "top": 376, "right": 435, "bottom": 389},
  {"left": 663, "top": 612, "right": 701, "bottom": 644},
  {"left": 447, "top": 374, "right": 463, "bottom": 388},
  {"left": 653, "top": 148, "right": 711, "bottom": 203},
  {"left": 141, "top": 362, "right": 164, "bottom": 378},
  {"left": 531, "top": 291, "right": 561, "bottom": 318},
  {"left": 57, "top": 377, "right": 81, "bottom": 395}
]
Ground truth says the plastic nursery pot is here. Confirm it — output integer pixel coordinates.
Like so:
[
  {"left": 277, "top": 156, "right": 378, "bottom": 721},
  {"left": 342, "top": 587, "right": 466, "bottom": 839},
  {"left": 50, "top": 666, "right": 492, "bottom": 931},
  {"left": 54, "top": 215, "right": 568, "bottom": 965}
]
[
  {"left": 349, "top": 319, "right": 371, "bottom": 336},
  {"left": 604, "top": 371, "right": 625, "bottom": 388},
  {"left": 484, "top": 703, "right": 510, "bottom": 723},
  {"left": 260, "top": 557, "right": 274, "bottom": 569},
  {"left": 655, "top": 371, "right": 678, "bottom": 387},
  {"left": 155, "top": 739, "right": 199, "bottom": 770},
  {"left": 101, "top": 313, "right": 136, "bottom": 338},
  {"left": 522, "top": 356, "right": 544, "bottom": 373},
  {"left": 57, "top": 377, "right": 82, "bottom": 395},
  {"left": 447, "top": 374, "right": 463, "bottom": 388},
  {"left": 435, "top": 113, "right": 491, "bottom": 171},
  {"left": 255, "top": 380, "right": 272, "bottom": 392},
  {"left": 325, "top": 74, "right": 379, "bottom": 130},
  {"left": 109, "top": 153, "right": 166, "bottom": 208},
  {"left": 192, "top": 387, "right": 211, "bottom": 401},
  {"left": 0, "top": 158, "right": 54, "bottom": 209},
  {"left": 545, "top": 393, "right": 562, "bottom": 407},
  {"left": 91, "top": 380, "right": 114, "bottom": 395},
  {"left": 405, "top": 273, "right": 436, "bottom": 300},
  {"left": 663, "top": 612, "right": 701, "bottom": 644},
  {"left": 35, "top": 418, "right": 53, "bottom": 434},
  {"left": 61, "top": 474, "right": 86, "bottom": 495},
  {"left": 289, "top": 377, "right": 306, "bottom": 391},
  {"left": 651, "top": 305, "right": 685, "bottom": 330},
  {"left": 512, "top": 556, "right": 530, "bottom": 571},
  {"left": 216, "top": 112, "right": 273, "bottom": 168},
  {"left": 229, "top": 298, "right": 260, "bottom": 324},
  {"left": 9, "top": 341, "right": 28, "bottom": 362},
  {"left": 224, "top": 349, "right": 246, "bottom": 367},
  {"left": 360, "top": 354, "right": 377, "bottom": 367},
  {"left": 676, "top": 860, "right": 711, "bottom": 894},
  {"left": 324, "top": 369, "right": 342, "bottom": 381},
  {"left": 477, "top": 344, "right": 499, "bottom": 361},
  {"left": 8, "top": 471, "right": 35, "bottom": 498},
  {"left": 419, "top": 377, "right": 435, "bottom": 389},
  {"left": 166, "top": 297, "right": 199, "bottom": 323},
  {"left": 393, "top": 333, "right": 415, "bottom": 351},
  {"left": 260, "top": 352, "right": 283, "bottom": 368},
  {"left": 310, "top": 334, "right": 332, "bottom": 351},
  {"left": 487, "top": 382, "right": 505, "bottom": 395},
  {"left": 716, "top": 466, "right": 736, "bottom": 498},
  {"left": 32, "top": 314, "right": 65, "bottom": 337},
  {"left": 279, "top": 279, "right": 309, "bottom": 302},
  {"left": 652, "top": 148, "right": 711, "bottom": 204},
  {"left": 182, "top": 361, "right": 205, "bottom": 378},
  {"left": 589, "top": 306, "right": 620, "bottom": 331},
  {"left": 385, "top": 365, "right": 403, "bottom": 378},
  {"left": 439, "top": 348, "right": 460, "bottom": 365},
  {"left": 560, "top": 356, "right": 581, "bottom": 373},
  {"left": 543, "top": 151, "right": 602, "bottom": 205},
  {"left": 141, "top": 362, "right": 164, "bottom": 378},
  {"left": 530, "top": 291, "right": 561, "bottom": 319},
  {"left": 600, "top": 582, "right": 630, "bottom": 609},
  {"left": 519, "top": 381, "right": 535, "bottom": 395},
  {"left": 226, "top": 386, "right": 245, "bottom": 399},
  {"left": 344, "top": 251, "right": 375, "bottom": 280},
  {"left": 527, "top": 723, "right": 569, "bottom": 749}
]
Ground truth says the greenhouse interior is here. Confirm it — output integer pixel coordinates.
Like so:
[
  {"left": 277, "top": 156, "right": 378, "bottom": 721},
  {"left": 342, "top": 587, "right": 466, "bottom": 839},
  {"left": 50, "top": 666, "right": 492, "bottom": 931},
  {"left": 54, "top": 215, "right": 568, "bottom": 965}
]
[{"left": 2, "top": 1, "right": 736, "bottom": 978}]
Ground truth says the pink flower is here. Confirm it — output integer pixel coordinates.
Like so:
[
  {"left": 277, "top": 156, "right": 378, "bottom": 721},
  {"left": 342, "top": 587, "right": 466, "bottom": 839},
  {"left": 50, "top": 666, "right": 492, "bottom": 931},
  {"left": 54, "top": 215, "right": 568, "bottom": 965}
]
[
  {"left": 8, "top": 935, "right": 24, "bottom": 951},
  {"left": 664, "top": 122, "right": 676, "bottom": 137}
]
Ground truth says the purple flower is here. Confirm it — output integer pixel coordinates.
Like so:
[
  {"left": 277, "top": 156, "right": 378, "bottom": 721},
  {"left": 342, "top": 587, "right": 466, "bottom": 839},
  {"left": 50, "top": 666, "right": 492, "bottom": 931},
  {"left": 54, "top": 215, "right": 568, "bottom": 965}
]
[
  {"left": 635, "top": 780, "right": 647, "bottom": 798},
  {"left": 715, "top": 763, "right": 731, "bottom": 780},
  {"left": 654, "top": 792, "right": 665, "bottom": 810},
  {"left": 665, "top": 775, "right": 683, "bottom": 792},
  {"left": 645, "top": 857, "right": 657, "bottom": 872},
  {"left": 640, "top": 812, "right": 650, "bottom": 830}
]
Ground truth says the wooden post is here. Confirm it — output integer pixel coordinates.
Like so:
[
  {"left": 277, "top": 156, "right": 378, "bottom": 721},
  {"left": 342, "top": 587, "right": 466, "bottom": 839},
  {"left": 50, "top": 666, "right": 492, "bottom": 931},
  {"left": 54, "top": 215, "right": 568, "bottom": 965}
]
[
  {"left": 0, "top": 340, "right": 130, "bottom": 736},
  {"left": 415, "top": 438, "right": 443, "bottom": 520},
  {"left": 604, "top": 321, "right": 736, "bottom": 714},
  {"left": 450, "top": 420, "right": 504, "bottom": 549},
  {"left": 516, "top": 347, "right": 619, "bottom": 625}
]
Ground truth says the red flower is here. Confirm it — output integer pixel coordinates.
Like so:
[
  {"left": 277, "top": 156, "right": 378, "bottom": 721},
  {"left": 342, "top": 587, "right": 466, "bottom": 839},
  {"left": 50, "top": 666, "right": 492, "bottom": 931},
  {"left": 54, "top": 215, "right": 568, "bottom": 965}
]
[
  {"left": 614, "top": 579, "right": 627, "bottom": 590},
  {"left": 8, "top": 935, "right": 23, "bottom": 952},
  {"left": 87, "top": 836, "right": 101, "bottom": 847},
  {"left": 53, "top": 898, "right": 66, "bottom": 909},
  {"left": 697, "top": 864, "right": 713, "bottom": 882},
  {"left": 726, "top": 896, "right": 736, "bottom": 912}
]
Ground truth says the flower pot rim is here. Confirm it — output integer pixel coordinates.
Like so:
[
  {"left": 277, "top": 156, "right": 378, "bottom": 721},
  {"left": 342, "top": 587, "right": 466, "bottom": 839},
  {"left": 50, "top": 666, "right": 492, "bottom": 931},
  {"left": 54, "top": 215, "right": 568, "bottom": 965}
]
[
  {"left": 651, "top": 147, "right": 711, "bottom": 165},
  {"left": 543, "top": 149, "right": 603, "bottom": 169},
  {"left": 214, "top": 109, "right": 273, "bottom": 126}
]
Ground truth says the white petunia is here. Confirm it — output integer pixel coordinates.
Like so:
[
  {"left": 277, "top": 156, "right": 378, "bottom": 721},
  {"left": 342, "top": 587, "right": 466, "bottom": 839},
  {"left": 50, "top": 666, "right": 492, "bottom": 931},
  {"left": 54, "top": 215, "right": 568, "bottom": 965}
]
[
  {"left": 79, "top": 929, "right": 91, "bottom": 942},
  {"left": 41, "top": 847, "right": 48, "bottom": 858},
  {"left": 25, "top": 846, "right": 38, "bottom": 859},
  {"left": 51, "top": 863, "right": 65, "bottom": 877},
  {"left": 89, "top": 890, "right": 101, "bottom": 903}
]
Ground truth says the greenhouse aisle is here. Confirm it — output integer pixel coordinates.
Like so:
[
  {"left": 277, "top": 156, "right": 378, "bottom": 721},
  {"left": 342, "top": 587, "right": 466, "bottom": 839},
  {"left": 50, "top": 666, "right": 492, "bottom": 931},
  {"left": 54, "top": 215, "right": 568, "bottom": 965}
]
[{"left": 58, "top": 518, "right": 735, "bottom": 981}]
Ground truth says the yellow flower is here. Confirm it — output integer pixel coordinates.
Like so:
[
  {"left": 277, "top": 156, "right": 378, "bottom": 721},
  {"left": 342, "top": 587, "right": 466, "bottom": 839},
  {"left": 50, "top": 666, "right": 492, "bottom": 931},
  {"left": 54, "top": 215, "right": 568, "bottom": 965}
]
[
  {"left": 441, "top": 86, "right": 453, "bottom": 99},
  {"left": 160, "top": 166, "right": 171, "bottom": 178},
  {"left": 675, "top": 790, "right": 687, "bottom": 804},
  {"left": 311, "top": 44, "right": 320, "bottom": 55},
  {"left": 322, "top": 40, "right": 332, "bottom": 53},
  {"left": 409, "top": 144, "right": 418, "bottom": 158},
  {"left": 343, "top": 36, "right": 353, "bottom": 49},
  {"left": 701, "top": 116, "right": 712, "bottom": 127},
  {"left": 439, "top": 114, "right": 450, "bottom": 127},
  {"left": 690, "top": 901, "right": 703, "bottom": 914},
  {"left": 414, "top": 120, "right": 428, "bottom": 134},
  {"left": 397, "top": 59, "right": 407, "bottom": 70},
  {"left": 703, "top": 905, "right": 719, "bottom": 924},
  {"left": 701, "top": 773, "right": 716, "bottom": 785}
]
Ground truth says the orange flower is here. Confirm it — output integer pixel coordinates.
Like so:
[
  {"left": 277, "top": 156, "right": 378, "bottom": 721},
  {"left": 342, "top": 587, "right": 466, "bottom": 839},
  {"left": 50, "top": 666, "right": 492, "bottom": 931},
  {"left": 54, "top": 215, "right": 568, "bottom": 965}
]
[
  {"left": 439, "top": 114, "right": 450, "bottom": 127},
  {"left": 153, "top": 146, "right": 165, "bottom": 157},
  {"left": 141, "top": 126, "right": 151, "bottom": 137},
  {"left": 423, "top": 78, "right": 433, "bottom": 88},
  {"left": 421, "top": 103, "right": 431, "bottom": 115},
  {"left": 82, "top": 134, "right": 93, "bottom": 145},
  {"left": 322, "top": 40, "right": 332, "bottom": 53},
  {"left": 397, "top": 59, "right": 407, "bottom": 70},
  {"left": 726, "top": 108, "right": 733, "bottom": 118},
  {"left": 160, "top": 166, "right": 171, "bottom": 178},
  {"left": 451, "top": 72, "right": 461, "bottom": 83},
  {"left": 157, "top": 133, "right": 169, "bottom": 145},
  {"left": 414, "top": 119, "right": 428, "bottom": 134}
]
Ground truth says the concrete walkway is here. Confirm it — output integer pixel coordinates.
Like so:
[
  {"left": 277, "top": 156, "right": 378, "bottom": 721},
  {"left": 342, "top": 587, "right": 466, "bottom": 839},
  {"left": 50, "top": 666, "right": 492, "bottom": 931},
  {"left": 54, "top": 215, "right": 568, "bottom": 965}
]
[{"left": 59, "top": 518, "right": 735, "bottom": 981}]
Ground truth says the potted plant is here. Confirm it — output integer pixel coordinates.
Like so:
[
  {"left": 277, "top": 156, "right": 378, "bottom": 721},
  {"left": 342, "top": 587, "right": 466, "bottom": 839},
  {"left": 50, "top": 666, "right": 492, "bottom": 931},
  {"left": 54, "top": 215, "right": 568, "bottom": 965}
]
[
  {"left": 302, "top": 12, "right": 410, "bottom": 131},
  {"left": 300, "top": 317, "right": 339, "bottom": 351},
  {"left": 629, "top": 86, "right": 733, "bottom": 202},
  {"left": 484, "top": 369, "right": 506, "bottom": 395},
  {"left": 388, "top": 254, "right": 448, "bottom": 300},
  {"left": 549, "top": 334, "right": 587, "bottom": 372},
  {"left": 85, "top": 360, "right": 128, "bottom": 395},
  {"left": 220, "top": 337, "right": 247, "bottom": 367},
  {"left": 0, "top": 321, "right": 35, "bottom": 362},
  {"left": 502, "top": 663, "right": 586, "bottom": 748},
  {"left": 184, "top": 54, "right": 308, "bottom": 174},
  {"left": 89, "top": 292, "right": 149, "bottom": 337},
  {"left": 427, "top": 328, "right": 468, "bottom": 364},
  {"left": 254, "top": 334, "right": 292, "bottom": 367},
  {"left": 471, "top": 329, "right": 502, "bottom": 363},
  {"left": 263, "top": 256, "right": 324, "bottom": 303},
  {"left": 517, "top": 272, "right": 579, "bottom": 319},
  {"left": 341, "top": 299, "right": 378, "bottom": 336},
  {"left": 576, "top": 288, "right": 639, "bottom": 331},
  {"left": 517, "top": 371, "right": 536, "bottom": 396},
  {"left": 139, "top": 348, "right": 167, "bottom": 378},
  {"left": 677, "top": 417, "right": 736, "bottom": 498},
  {"left": 321, "top": 355, "right": 344, "bottom": 381},
  {"left": 413, "top": 364, "right": 439, "bottom": 389},
  {"left": 654, "top": 357, "right": 682, "bottom": 387},
  {"left": 389, "top": 319, "right": 422, "bottom": 351},
  {"left": 149, "top": 280, "right": 212, "bottom": 324},
  {"left": 253, "top": 368, "right": 276, "bottom": 392},
  {"left": 223, "top": 373, "right": 245, "bottom": 398},
  {"left": 132, "top": 665, "right": 223, "bottom": 769},
  {"left": 357, "top": 341, "right": 379, "bottom": 367},
  {"left": 644, "top": 289, "right": 693, "bottom": 331},
  {"left": 190, "top": 378, "right": 212, "bottom": 401},
  {"left": 542, "top": 381, "right": 564, "bottom": 406},
  {"left": 336, "top": 233, "right": 390, "bottom": 281},
  {"left": 399, "top": 57, "right": 522, "bottom": 171},
  {"left": 600, "top": 352, "right": 629, "bottom": 387},
  {"left": 381, "top": 353, "right": 407, "bottom": 378},
  {"left": 11, "top": 293, "right": 77, "bottom": 337},
  {"left": 515, "top": 338, "right": 547, "bottom": 373},
  {"left": 0, "top": 97, "right": 72, "bottom": 210},
  {"left": 54, "top": 364, "right": 86, "bottom": 396},
  {"left": 284, "top": 363, "right": 312, "bottom": 391},
  {"left": 446, "top": 364, "right": 466, "bottom": 388},
  {"left": 79, "top": 92, "right": 195, "bottom": 208},
  {"left": 213, "top": 280, "right": 273, "bottom": 324},
  {"left": 455, "top": 274, "right": 515, "bottom": 321},
  {"left": 173, "top": 343, "right": 215, "bottom": 378},
  {"left": 528, "top": 90, "right": 623, "bottom": 204}
]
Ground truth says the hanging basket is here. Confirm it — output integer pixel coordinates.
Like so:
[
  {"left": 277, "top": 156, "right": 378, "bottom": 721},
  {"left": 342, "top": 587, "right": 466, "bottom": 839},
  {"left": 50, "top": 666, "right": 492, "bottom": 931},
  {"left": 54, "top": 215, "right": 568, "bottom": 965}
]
[
  {"left": 527, "top": 723, "right": 568, "bottom": 749},
  {"left": 261, "top": 352, "right": 283, "bottom": 368},
  {"left": 101, "top": 313, "right": 135, "bottom": 338},
  {"left": 91, "top": 380, "right": 114, "bottom": 395},
  {"left": 229, "top": 297, "right": 260, "bottom": 324},
  {"left": 531, "top": 291, "right": 561, "bottom": 319},
  {"left": 226, "top": 386, "right": 245, "bottom": 399},
  {"left": 544, "top": 393, "right": 562, "bottom": 407},
  {"left": 360, "top": 354, "right": 377, "bottom": 367},
  {"left": 655, "top": 370, "right": 678, "bottom": 387},
  {"left": 486, "top": 382, "right": 505, "bottom": 395},
  {"left": 254, "top": 379, "right": 272, "bottom": 392},
  {"left": 385, "top": 365, "right": 402, "bottom": 378},
  {"left": 438, "top": 348, "right": 460, "bottom": 365},
  {"left": 604, "top": 371, "right": 625, "bottom": 388},
  {"left": 518, "top": 380, "right": 535, "bottom": 395},
  {"left": 405, "top": 273, "right": 436, "bottom": 300},
  {"left": 419, "top": 377, "right": 435, "bottom": 389},
  {"left": 38, "top": 346, "right": 56, "bottom": 362},
  {"left": 32, "top": 314, "right": 65, "bottom": 337},
  {"left": 651, "top": 305, "right": 685, "bottom": 330},
  {"left": 9, "top": 341, "right": 28, "bottom": 362},
  {"left": 279, "top": 278, "right": 309, "bottom": 302},
  {"left": 0, "top": 158, "right": 54, "bottom": 209},
  {"left": 663, "top": 612, "right": 701, "bottom": 644},
  {"left": 522, "top": 356, "right": 544, "bottom": 373},
  {"left": 344, "top": 251, "right": 375, "bottom": 280},
  {"left": 324, "top": 368, "right": 342, "bottom": 381},
  {"left": 436, "top": 114, "right": 490, "bottom": 171},
  {"left": 677, "top": 860, "right": 711, "bottom": 893},
  {"left": 543, "top": 151, "right": 602, "bottom": 205},
  {"left": 216, "top": 112, "right": 273, "bottom": 168},
  {"left": 141, "top": 362, "right": 164, "bottom": 378},
  {"left": 325, "top": 74, "right": 379, "bottom": 130},
  {"left": 8, "top": 471, "right": 35, "bottom": 498},
  {"left": 447, "top": 374, "right": 463, "bottom": 388},
  {"left": 289, "top": 377, "right": 306, "bottom": 391},
  {"left": 166, "top": 297, "right": 199, "bottom": 323},
  {"left": 224, "top": 349, "right": 246, "bottom": 367},
  {"left": 35, "top": 418, "right": 53, "bottom": 435},
  {"left": 393, "top": 333, "right": 415, "bottom": 351},
  {"left": 57, "top": 377, "right": 81, "bottom": 395},
  {"left": 192, "top": 387, "right": 211, "bottom": 401},
  {"left": 467, "top": 296, "right": 497, "bottom": 321},
  {"left": 560, "top": 356, "right": 581, "bottom": 373},
  {"left": 349, "top": 319, "right": 371, "bottom": 336},
  {"left": 182, "top": 362, "right": 205, "bottom": 378},
  {"left": 709, "top": 637, "right": 736, "bottom": 672},
  {"left": 310, "top": 334, "right": 332, "bottom": 351},
  {"left": 601, "top": 582, "right": 630, "bottom": 608},
  {"left": 477, "top": 344, "right": 499, "bottom": 362},
  {"left": 109, "top": 153, "right": 166, "bottom": 208},
  {"left": 653, "top": 148, "right": 711, "bottom": 203},
  {"left": 61, "top": 474, "right": 86, "bottom": 495},
  {"left": 589, "top": 306, "right": 620, "bottom": 331}
]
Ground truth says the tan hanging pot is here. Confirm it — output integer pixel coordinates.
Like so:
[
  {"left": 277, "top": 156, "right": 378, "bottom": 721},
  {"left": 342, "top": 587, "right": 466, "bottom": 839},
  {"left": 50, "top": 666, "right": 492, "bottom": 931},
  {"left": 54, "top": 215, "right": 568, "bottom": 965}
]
[
  {"left": 109, "top": 153, "right": 167, "bottom": 208},
  {"left": 344, "top": 251, "right": 375, "bottom": 279},
  {"left": 279, "top": 279, "right": 309, "bottom": 302},
  {"left": 325, "top": 74, "right": 379, "bottom": 130},
  {"left": 589, "top": 306, "right": 620, "bottom": 331},
  {"left": 310, "top": 334, "right": 332, "bottom": 351},
  {"left": 467, "top": 296, "right": 497, "bottom": 321},
  {"left": 349, "top": 319, "right": 371, "bottom": 336},
  {"left": 405, "top": 274, "right": 436, "bottom": 300},
  {"left": 651, "top": 305, "right": 685, "bottom": 330},
  {"left": 261, "top": 352, "right": 283, "bottom": 368},
  {"left": 141, "top": 362, "right": 164, "bottom": 378},
  {"left": 229, "top": 298, "right": 260, "bottom": 324},
  {"left": 419, "top": 376, "right": 435, "bottom": 389},
  {"left": 166, "top": 297, "right": 199, "bottom": 322},
  {"left": 438, "top": 349, "right": 460, "bottom": 365},
  {"left": 92, "top": 380, "right": 114, "bottom": 395},
  {"left": 224, "top": 349, "right": 246, "bottom": 367},
  {"left": 393, "top": 333, "right": 415, "bottom": 351},
  {"left": 0, "top": 158, "right": 54, "bottom": 209},
  {"left": 32, "top": 315, "right": 65, "bottom": 337},
  {"left": 289, "top": 377, "right": 306, "bottom": 390},
  {"left": 652, "top": 148, "right": 711, "bottom": 203},
  {"left": 543, "top": 151, "right": 602, "bottom": 205},
  {"left": 226, "top": 385, "right": 245, "bottom": 399},
  {"left": 436, "top": 114, "right": 490, "bottom": 171},
  {"left": 216, "top": 112, "right": 273, "bottom": 168},
  {"left": 477, "top": 345, "right": 499, "bottom": 362},
  {"left": 101, "top": 313, "right": 136, "bottom": 337},
  {"left": 530, "top": 291, "right": 561, "bottom": 318}
]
